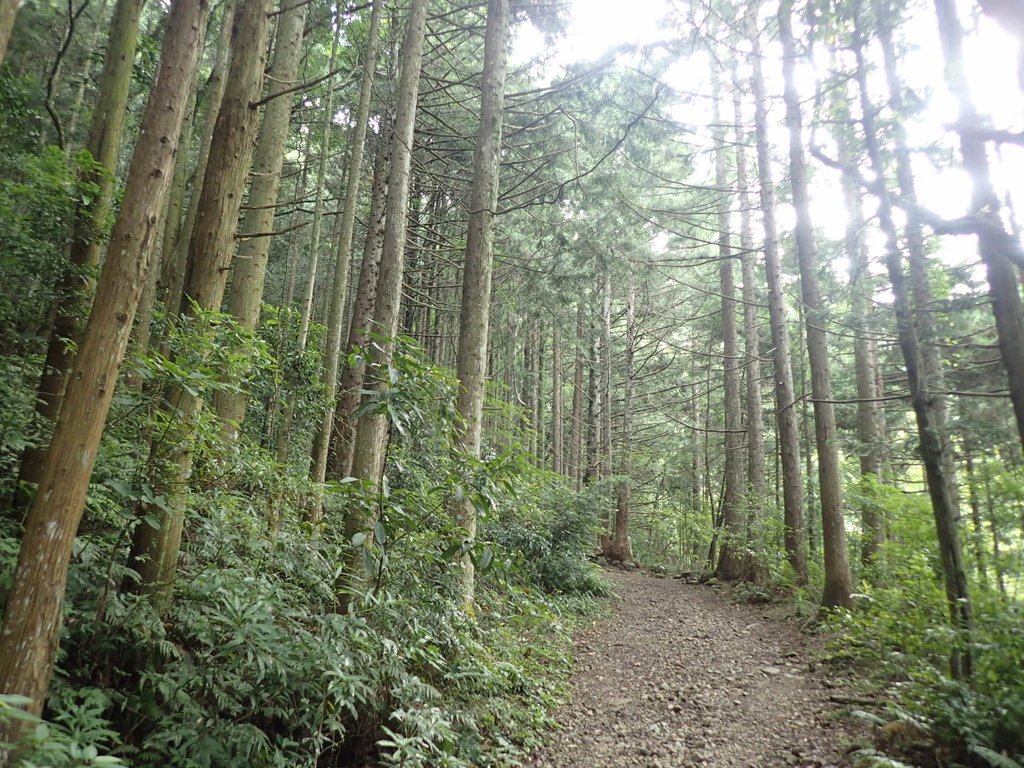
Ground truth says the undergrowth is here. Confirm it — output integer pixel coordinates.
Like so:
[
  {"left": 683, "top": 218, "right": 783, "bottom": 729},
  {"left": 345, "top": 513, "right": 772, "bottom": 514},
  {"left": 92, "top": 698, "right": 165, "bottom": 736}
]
[
  {"left": 822, "top": 536, "right": 1024, "bottom": 768},
  {"left": 0, "top": 328, "right": 611, "bottom": 766}
]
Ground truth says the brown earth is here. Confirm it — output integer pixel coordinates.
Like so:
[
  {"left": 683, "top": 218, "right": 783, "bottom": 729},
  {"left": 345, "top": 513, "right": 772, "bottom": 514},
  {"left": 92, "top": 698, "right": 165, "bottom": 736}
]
[{"left": 527, "top": 569, "right": 870, "bottom": 768}]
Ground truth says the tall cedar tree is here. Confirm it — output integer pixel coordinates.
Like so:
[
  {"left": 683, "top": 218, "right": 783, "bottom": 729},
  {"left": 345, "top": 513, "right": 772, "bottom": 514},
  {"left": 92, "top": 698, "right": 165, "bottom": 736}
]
[
  {"left": 747, "top": 6, "right": 808, "bottom": 584},
  {"left": 0, "top": 0, "right": 208, "bottom": 733},
  {"left": 452, "top": 0, "right": 512, "bottom": 602},
  {"left": 347, "top": 0, "right": 429, "bottom": 527},
  {"left": 17, "top": 0, "right": 144, "bottom": 494},
  {"left": 309, "top": 0, "right": 384, "bottom": 513},
  {"left": 713, "top": 76, "right": 746, "bottom": 582},
  {"left": 778, "top": 0, "right": 852, "bottom": 608},
  {"left": 127, "top": 0, "right": 273, "bottom": 604},
  {"left": 214, "top": 0, "right": 309, "bottom": 436},
  {"left": 851, "top": 0, "right": 974, "bottom": 677}
]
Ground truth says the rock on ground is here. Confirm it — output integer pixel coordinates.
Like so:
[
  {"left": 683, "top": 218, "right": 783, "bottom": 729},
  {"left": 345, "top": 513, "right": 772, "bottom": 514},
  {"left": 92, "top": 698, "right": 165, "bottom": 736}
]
[{"left": 527, "top": 569, "right": 864, "bottom": 768}]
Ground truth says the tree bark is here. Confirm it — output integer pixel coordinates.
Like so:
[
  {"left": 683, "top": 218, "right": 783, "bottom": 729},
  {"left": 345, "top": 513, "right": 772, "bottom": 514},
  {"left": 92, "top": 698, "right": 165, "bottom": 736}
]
[
  {"left": 874, "top": 0, "right": 961, "bottom": 519},
  {"left": 714, "top": 80, "right": 746, "bottom": 582},
  {"left": 933, "top": 0, "right": 1024, "bottom": 456},
  {"left": 599, "top": 273, "right": 613, "bottom": 485},
  {"left": 348, "top": 0, "right": 429, "bottom": 502},
  {"left": 295, "top": 23, "right": 340, "bottom": 353},
  {"left": 583, "top": 294, "right": 601, "bottom": 486},
  {"left": 450, "top": 0, "right": 510, "bottom": 602},
  {"left": 274, "top": 17, "right": 341, "bottom": 462},
  {"left": 213, "top": 0, "right": 309, "bottom": 437},
  {"left": 0, "top": 0, "right": 20, "bottom": 66},
  {"left": 734, "top": 88, "right": 767, "bottom": 582},
  {"left": 836, "top": 125, "right": 886, "bottom": 566},
  {"left": 569, "top": 303, "right": 585, "bottom": 490},
  {"left": 963, "top": 451, "right": 989, "bottom": 588},
  {"left": 128, "top": 0, "right": 272, "bottom": 605},
  {"left": 327, "top": 135, "right": 390, "bottom": 477},
  {"left": 607, "top": 284, "right": 635, "bottom": 563},
  {"left": 779, "top": 0, "right": 852, "bottom": 609},
  {"left": 747, "top": 8, "right": 808, "bottom": 585},
  {"left": 0, "top": 0, "right": 206, "bottom": 735},
  {"left": 158, "top": 0, "right": 237, "bottom": 317},
  {"left": 308, "top": 0, "right": 384, "bottom": 512},
  {"left": 551, "top": 324, "right": 564, "bottom": 475}
]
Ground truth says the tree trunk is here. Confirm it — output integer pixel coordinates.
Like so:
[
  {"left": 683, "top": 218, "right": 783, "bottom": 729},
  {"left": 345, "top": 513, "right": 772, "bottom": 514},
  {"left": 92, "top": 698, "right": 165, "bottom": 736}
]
[
  {"left": 983, "top": 469, "right": 1007, "bottom": 595},
  {"left": 607, "top": 285, "right": 635, "bottom": 563},
  {"left": 348, "top": 0, "right": 429, "bottom": 501},
  {"left": 779, "top": 0, "right": 852, "bottom": 609},
  {"left": 523, "top": 318, "right": 539, "bottom": 456},
  {"left": 853, "top": 1, "right": 972, "bottom": 676},
  {"left": 0, "top": 0, "right": 20, "bottom": 65},
  {"left": 583, "top": 296, "right": 601, "bottom": 486},
  {"left": 599, "top": 274, "right": 613, "bottom": 484},
  {"left": 450, "top": 0, "right": 510, "bottom": 602},
  {"left": 734, "top": 88, "right": 767, "bottom": 583},
  {"left": 963, "top": 451, "right": 989, "bottom": 588},
  {"left": 128, "top": 0, "right": 272, "bottom": 605},
  {"left": 714, "top": 81, "right": 746, "bottom": 582},
  {"left": 157, "top": 0, "right": 237, "bottom": 316},
  {"left": 551, "top": 324, "right": 564, "bottom": 475},
  {"left": 836, "top": 126, "right": 886, "bottom": 566},
  {"left": 0, "top": 0, "right": 206, "bottom": 735},
  {"left": 327, "top": 135, "right": 390, "bottom": 478},
  {"left": 747, "top": 9, "right": 807, "bottom": 585},
  {"left": 282, "top": 126, "right": 313, "bottom": 307},
  {"left": 875, "top": 0, "right": 961, "bottom": 519},
  {"left": 569, "top": 304, "right": 585, "bottom": 490},
  {"left": 18, "top": 0, "right": 145, "bottom": 492},
  {"left": 213, "top": 0, "right": 309, "bottom": 437},
  {"left": 275, "top": 17, "right": 341, "bottom": 461},
  {"left": 307, "top": 1, "right": 384, "bottom": 513},
  {"left": 64, "top": 0, "right": 114, "bottom": 154},
  {"left": 295, "top": 25, "right": 340, "bottom": 353}
]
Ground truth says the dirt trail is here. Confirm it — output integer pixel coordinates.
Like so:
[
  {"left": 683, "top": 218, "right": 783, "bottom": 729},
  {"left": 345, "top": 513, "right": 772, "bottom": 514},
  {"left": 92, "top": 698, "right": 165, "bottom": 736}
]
[{"left": 528, "top": 569, "right": 864, "bottom": 768}]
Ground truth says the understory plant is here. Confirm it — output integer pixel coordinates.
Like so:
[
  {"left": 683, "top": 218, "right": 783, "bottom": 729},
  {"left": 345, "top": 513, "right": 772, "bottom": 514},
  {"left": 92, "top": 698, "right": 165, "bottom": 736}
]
[
  {"left": 0, "top": 332, "right": 608, "bottom": 767},
  {"left": 825, "top": 514, "right": 1024, "bottom": 768}
]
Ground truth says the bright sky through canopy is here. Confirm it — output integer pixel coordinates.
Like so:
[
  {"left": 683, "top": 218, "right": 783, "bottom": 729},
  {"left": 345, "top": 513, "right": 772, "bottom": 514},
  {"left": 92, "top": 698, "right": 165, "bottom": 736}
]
[{"left": 513, "top": 0, "right": 1024, "bottom": 280}]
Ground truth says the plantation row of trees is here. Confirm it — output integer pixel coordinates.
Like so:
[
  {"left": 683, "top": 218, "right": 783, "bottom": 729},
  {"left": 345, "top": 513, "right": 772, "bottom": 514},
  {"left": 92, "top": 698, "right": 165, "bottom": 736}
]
[{"left": 0, "top": 0, "right": 1021, "bottom": 763}]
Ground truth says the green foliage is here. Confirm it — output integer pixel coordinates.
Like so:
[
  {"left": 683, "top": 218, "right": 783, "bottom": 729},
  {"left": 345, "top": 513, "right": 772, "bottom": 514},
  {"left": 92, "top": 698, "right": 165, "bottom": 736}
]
[
  {"left": 0, "top": 692, "right": 124, "bottom": 767},
  {"left": 0, "top": 145, "right": 106, "bottom": 346},
  {"left": 826, "top": 549, "right": 1024, "bottom": 764},
  {"left": 242, "top": 304, "right": 327, "bottom": 461},
  {"left": 0, "top": 330, "right": 607, "bottom": 767},
  {"left": 0, "top": 142, "right": 106, "bottom": 500}
]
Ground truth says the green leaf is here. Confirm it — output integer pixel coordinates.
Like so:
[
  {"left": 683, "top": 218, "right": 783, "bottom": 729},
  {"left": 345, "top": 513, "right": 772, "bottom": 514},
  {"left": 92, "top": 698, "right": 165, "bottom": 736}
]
[
  {"left": 970, "top": 746, "right": 1024, "bottom": 768},
  {"left": 373, "top": 520, "right": 387, "bottom": 547},
  {"left": 441, "top": 542, "right": 462, "bottom": 559},
  {"left": 361, "top": 547, "right": 376, "bottom": 576},
  {"left": 351, "top": 532, "right": 367, "bottom": 547},
  {"left": 104, "top": 479, "right": 134, "bottom": 498}
]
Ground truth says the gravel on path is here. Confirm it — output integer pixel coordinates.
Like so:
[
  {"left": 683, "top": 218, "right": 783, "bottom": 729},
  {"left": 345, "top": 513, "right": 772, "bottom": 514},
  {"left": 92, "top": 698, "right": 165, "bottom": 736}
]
[{"left": 528, "top": 569, "right": 866, "bottom": 768}]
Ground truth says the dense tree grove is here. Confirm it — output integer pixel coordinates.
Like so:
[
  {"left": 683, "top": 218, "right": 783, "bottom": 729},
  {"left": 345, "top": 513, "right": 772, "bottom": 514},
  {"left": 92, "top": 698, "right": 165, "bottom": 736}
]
[{"left": 0, "top": 0, "right": 1022, "bottom": 764}]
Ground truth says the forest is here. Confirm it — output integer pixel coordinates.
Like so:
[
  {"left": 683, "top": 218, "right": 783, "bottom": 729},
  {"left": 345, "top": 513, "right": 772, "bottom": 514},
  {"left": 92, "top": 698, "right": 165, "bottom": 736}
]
[{"left": 0, "top": 0, "right": 1022, "bottom": 764}]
